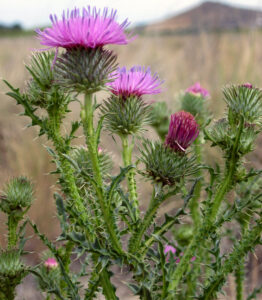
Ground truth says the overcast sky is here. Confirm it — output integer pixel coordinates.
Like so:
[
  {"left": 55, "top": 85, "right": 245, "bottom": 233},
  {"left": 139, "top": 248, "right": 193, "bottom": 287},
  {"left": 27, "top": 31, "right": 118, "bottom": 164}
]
[{"left": 1, "top": 0, "right": 262, "bottom": 29}]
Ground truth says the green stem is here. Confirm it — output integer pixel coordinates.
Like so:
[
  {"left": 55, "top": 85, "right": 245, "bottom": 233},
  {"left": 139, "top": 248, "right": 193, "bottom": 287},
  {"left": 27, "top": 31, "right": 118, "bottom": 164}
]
[
  {"left": 121, "top": 135, "right": 139, "bottom": 220},
  {"left": 100, "top": 269, "right": 118, "bottom": 300},
  {"left": 190, "top": 136, "right": 202, "bottom": 228},
  {"left": 129, "top": 188, "right": 161, "bottom": 253},
  {"left": 7, "top": 216, "right": 18, "bottom": 249},
  {"left": 48, "top": 111, "right": 89, "bottom": 226},
  {"left": 167, "top": 117, "right": 244, "bottom": 296},
  {"left": 235, "top": 219, "right": 249, "bottom": 300},
  {"left": 199, "top": 220, "right": 262, "bottom": 300},
  {"left": 82, "top": 93, "right": 123, "bottom": 255}
]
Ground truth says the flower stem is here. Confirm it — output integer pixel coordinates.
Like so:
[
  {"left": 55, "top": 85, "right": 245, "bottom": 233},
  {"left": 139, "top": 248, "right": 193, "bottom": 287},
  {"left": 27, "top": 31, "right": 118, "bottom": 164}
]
[
  {"left": 235, "top": 219, "right": 249, "bottom": 300},
  {"left": 7, "top": 216, "right": 18, "bottom": 249},
  {"left": 190, "top": 136, "right": 202, "bottom": 228},
  {"left": 121, "top": 135, "right": 139, "bottom": 220},
  {"left": 167, "top": 117, "right": 244, "bottom": 296},
  {"left": 82, "top": 93, "right": 124, "bottom": 255}
]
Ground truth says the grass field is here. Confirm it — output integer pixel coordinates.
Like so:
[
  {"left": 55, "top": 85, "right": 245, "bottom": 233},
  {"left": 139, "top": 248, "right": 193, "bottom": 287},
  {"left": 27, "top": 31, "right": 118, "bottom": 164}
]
[{"left": 0, "top": 30, "right": 262, "bottom": 299}]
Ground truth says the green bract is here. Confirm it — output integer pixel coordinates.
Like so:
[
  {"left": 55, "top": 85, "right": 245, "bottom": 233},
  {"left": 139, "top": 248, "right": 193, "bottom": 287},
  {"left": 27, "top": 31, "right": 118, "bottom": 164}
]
[
  {"left": 205, "top": 118, "right": 258, "bottom": 156},
  {"left": 0, "top": 250, "right": 27, "bottom": 300},
  {"left": 26, "top": 52, "right": 72, "bottom": 111},
  {"left": 101, "top": 95, "right": 152, "bottom": 135},
  {"left": 55, "top": 47, "right": 117, "bottom": 94},
  {"left": 0, "top": 176, "right": 34, "bottom": 215},
  {"left": 139, "top": 140, "right": 199, "bottom": 186},
  {"left": 223, "top": 85, "right": 262, "bottom": 124}
]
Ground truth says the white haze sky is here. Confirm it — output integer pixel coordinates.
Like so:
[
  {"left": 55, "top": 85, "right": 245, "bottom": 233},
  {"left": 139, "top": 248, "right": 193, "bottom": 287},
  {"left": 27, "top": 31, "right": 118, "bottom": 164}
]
[{"left": 1, "top": 0, "right": 262, "bottom": 29}]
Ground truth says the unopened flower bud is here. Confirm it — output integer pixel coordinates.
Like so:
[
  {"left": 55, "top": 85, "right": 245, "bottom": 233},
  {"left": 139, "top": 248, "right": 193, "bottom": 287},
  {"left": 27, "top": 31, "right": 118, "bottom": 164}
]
[
  {"left": 44, "top": 258, "right": 58, "bottom": 269},
  {"left": 0, "top": 177, "right": 34, "bottom": 215},
  {"left": 165, "top": 111, "right": 199, "bottom": 152}
]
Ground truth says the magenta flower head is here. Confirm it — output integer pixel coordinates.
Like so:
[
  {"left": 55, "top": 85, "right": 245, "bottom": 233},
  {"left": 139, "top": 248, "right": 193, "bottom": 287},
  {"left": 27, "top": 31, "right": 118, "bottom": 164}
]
[
  {"left": 44, "top": 258, "right": 58, "bottom": 269},
  {"left": 164, "top": 245, "right": 176, "bottom": 262},
  {"left": 107, "top": 66, "right": 163, "bottom": 99},
  {"left": 36, "top": 7, "right": 132, "bottom": 50},
  {"left": 242, "top": 83, "right": 253, "bottom": 89},
  {"left": 186, "top": 82, "right": 209, "bottom": 98},
  {"left": 165, "top": 111, "right": 199, "bottom": 152}
]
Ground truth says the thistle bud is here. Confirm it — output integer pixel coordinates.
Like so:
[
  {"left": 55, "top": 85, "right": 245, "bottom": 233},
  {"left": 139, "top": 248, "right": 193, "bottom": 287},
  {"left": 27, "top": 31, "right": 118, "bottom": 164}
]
[
  {"left": 44, "top": 258, "right": 58, "bottom": 270},
  {"left": 223, "top": 84, "right": 262, "bottom": 124},
  {"left": 165, "top": 111, "right": 199, "bottom": 153},
  {"left": 0, "top": 250, "right": 27, "bottom": 298},
  {"left": 139, "top": 140, "right": 198, "bottom": 186},
  {"left": 181, "top": 83, "right": 209, "bottom": 123},
  {"left": 0, "top": 177, "right": 34, "bottom": 216}
]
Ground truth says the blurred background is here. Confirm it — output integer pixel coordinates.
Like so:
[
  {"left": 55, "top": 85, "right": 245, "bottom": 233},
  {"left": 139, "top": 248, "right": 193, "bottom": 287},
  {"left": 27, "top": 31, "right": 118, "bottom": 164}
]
[{"left": 1, "top": 0, "right": 262, "bottom": 298}]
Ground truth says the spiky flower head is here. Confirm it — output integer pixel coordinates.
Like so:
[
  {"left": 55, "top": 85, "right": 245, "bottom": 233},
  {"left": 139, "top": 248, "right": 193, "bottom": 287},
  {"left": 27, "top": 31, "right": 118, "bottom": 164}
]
[
  {"left": 139, "top": 140, "right": 198, "bottom": 186},
  {"left": 186, "top": 82, "right": 209, "bottom": 98},
  {"left": 107, "top": 66, "right": 163, "bottom": 99},
  {"left": 36, "top": 7, "right": 132, "bottom": 50},
  {"left": 0, "top": 177, "right": 34, "bottom": 216},
  {"left": 223, "top": 84, "right": 262, "bottom": 124},
  {"left": 165, "top": 111, "right": 199, "bottom": 152},
  {"left": 0, "top": 250, "right": 27, "bottom": 298},
  {"left": 44, "top": 258, "right": 58, "bottom": 269}
]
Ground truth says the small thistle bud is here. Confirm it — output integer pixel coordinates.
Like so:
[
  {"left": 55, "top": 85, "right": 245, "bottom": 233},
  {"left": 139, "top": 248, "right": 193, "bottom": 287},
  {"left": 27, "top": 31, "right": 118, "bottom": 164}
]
[
  {"left": 0, "top": 250, "right": 27, "bottom": 298},
  {"left": 139, "top": 140, "right": 198, "bottom": 186},
  {"left": 54, "top": 47, "right": 117, "bottom": 94},
  {"left": 164, "top": 245, "right": 176, "bottom": 262},
  {"left": 165, "top": 111, "right": 199, "bottom": 152},
  {"left": 44, "top": 258, "right": 58, "bottom": 270},
  {"left": 185, "top": 82, "right": 209, "bottom": 98},
  {"left": 174, "top": 224, "right": 194, "bottom": 246},
  {"left": 181, "top": 83, "right": 209, "bottom": 121},
  {"left": 0, "top": 177, "right": 34, "bottom": 216},
  {"left": 26, "top": 52, "right": 70, "bottom": 110},
  {"left": 223, "top": 84, "right": 262, "bottom": 124}
]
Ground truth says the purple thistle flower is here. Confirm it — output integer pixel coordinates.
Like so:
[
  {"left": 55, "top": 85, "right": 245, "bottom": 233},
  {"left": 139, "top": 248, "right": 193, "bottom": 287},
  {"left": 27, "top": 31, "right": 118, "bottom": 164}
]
[
  {"left": 44, "top": 258, "right": 58, "bottom": 269},
  {"left": 36, "top": 7, "right": 132, "bottom": 50},
  {"left": 242, "top": 83, "right": 253, "bottom": 89},
  {"left": 164, "top": 245, "right": 176, "bottom": 262},
  {"left": 186, "top": 82, "right": 209, "bottom": 98},
  {"left": 164, "top": 245, "right": 176, "bottom": 255},
  {"left": 107, "top": 66, "right": 163, "bottom": 98},
  {"left": 165, "top": 111, "right": 199, "bottom": 152}
]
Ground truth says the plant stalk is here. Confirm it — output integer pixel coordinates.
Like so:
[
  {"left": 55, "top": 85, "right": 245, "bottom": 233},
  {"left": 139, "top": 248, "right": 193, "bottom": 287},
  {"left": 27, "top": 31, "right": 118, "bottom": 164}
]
[
  {"left": 167, "top": 117, "right": 244, "bottom": 296},
  {"left": 121, "top": 135, "right": 139, "bottom": 220},
  {"left": 82, "top": 93, "right": 123, "bottom": 255}
]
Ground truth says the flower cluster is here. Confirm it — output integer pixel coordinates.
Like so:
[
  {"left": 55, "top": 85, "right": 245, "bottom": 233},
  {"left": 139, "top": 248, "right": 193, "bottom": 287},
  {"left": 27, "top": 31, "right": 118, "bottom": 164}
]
[
  {"left": 36, "top": 7, "right": 131, "bottom": 50},
  {"left": 165, "top": 111, "right": 199, "bottom": 152}
]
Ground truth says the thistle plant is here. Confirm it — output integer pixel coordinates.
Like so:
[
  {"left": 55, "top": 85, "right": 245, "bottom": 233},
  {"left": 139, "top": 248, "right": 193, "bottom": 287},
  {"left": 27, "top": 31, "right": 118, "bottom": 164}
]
[{"left": 1, "top": 5, "right": 262, "bottom": 300}]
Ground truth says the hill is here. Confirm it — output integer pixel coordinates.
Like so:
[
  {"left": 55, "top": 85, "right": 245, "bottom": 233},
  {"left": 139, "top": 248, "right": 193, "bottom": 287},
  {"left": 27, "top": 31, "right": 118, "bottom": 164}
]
[{"left": 144, "top": 1, "right": 262, "bottom": 34}]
